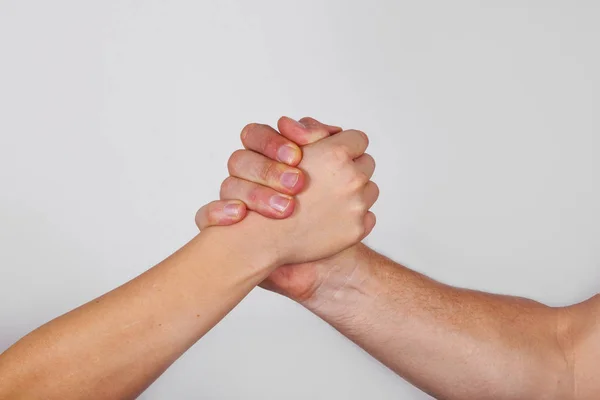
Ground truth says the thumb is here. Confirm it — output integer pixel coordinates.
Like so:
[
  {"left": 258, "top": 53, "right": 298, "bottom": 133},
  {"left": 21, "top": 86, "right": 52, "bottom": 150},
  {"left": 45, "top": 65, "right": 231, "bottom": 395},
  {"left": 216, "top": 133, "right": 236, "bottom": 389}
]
[{"left": 195, "top": 200, "right": 247, "bottom": 230}]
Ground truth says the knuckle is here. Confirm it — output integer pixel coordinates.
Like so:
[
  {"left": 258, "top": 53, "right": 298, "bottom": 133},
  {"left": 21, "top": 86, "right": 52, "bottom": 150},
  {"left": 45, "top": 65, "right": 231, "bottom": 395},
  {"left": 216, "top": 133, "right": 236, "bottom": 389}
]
[
  {"left": 205, "top": 211, "right": 218, "bottom": 227},
  {"left": 220, "top": 177, "right": 236, "bottom": 197},
  {"left": 194, "top": 208, "right": 204, "bottom": 228},
  {"left": 242, "top": 123, "right": 277, "bottom": 155},
  {"left": 209, "top": 200, "right": 224, "bottom": 216},
  {"left": 227, "top": 149, "right": 246, "bottom": 174},
  {"left": 350, "top": 172, "right": 368, "bottom": 188},
  {"left": 356, "top": 196, "right": 369, "bottom": 212},
  {"left": 247, "top": 185, "right": 262, "bottom": 203},
  {"left": 367, "top": 180, "right": 379, "bottom": 193},
  {"left": 371, "top": 191, "right": 380, "bottom": 205},
  {"left": 240, "top": 123, "right": 260, "bottom": 142},
  {"left": 372, "top": 181, "right": 380, "bottom": 197},
  {"left": 352, "top": 129, "right": 369, "bottom": 146},
  {"left": 259, "top": 160, "right": 278, "bottom": 182},
  {"left": 328, "top": 144, "right": 350, "bottom": 163},
  {"left": 262, "top": 136, "right": 279, "bottom": 157},
  {"left": 196, "top": 203, "right": 217, "bottom": 229}
]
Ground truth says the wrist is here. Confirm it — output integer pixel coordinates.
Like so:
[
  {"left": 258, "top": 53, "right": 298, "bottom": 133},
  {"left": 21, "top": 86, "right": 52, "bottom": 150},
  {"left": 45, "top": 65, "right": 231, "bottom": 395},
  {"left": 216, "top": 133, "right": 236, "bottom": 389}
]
[
  {"left": 300, "top": 244, "right": 383, "bottom": 321},
  {"left": 199, "top": 215, "right": 281, "bottom": 279}
]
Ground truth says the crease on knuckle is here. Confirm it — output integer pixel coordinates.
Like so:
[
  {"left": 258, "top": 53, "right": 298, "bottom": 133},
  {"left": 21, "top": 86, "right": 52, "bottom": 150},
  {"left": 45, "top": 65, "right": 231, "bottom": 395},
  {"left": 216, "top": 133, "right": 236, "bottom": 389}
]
[
  {"left": 262, "top": 136, "right": 281, "bottom": 158},
  {"left": 248, "top": 186, "right": 262, "bottom": 203},
  {"left": 259, "top": 161, "right": 278, "bottom": 183}
]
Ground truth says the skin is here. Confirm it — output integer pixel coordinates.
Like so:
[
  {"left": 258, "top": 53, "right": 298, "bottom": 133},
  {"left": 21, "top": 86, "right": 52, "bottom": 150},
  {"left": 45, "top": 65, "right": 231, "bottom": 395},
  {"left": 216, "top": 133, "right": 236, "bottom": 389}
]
[
  {"left": 0, "top": 118, "right": 378, "bottom": 400},
  {"left": 197, "top": 117, "right": 600, "bottom": 400}
]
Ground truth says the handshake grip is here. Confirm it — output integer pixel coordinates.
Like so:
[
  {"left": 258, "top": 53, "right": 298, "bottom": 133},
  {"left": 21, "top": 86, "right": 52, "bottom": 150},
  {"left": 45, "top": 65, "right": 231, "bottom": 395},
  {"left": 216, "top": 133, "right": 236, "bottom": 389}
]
[{"left": 196, "top": 117, "right": 379, "bottom": 266}]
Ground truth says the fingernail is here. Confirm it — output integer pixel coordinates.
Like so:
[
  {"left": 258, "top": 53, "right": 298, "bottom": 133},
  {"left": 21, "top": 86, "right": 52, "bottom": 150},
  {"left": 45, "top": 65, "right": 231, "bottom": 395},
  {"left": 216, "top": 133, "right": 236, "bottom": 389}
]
[
  {"left": 277, "top": 144, "right": 299, "bottom": 164},
  {"left": 269, "top": 195, "right": 291, "bottom": 213},
  {"left": 280, "top": 170, "right": 300, "bottom": 189},
  {"left": 223, "top": 203, "right": 241, "bottom": 217}
]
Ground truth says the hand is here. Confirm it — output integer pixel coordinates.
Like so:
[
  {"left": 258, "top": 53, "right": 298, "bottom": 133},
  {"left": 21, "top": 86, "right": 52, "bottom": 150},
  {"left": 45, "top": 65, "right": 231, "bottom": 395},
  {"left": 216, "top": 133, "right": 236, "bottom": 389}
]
[
  {"left": 196, "top": 117, "right": 377, "bottom": 300},
  {"left": 195, "top": 118, "right": 341, "bottom": 225},
  {"left": 228, "top": 118, "right": 376, "bottom": 265}
]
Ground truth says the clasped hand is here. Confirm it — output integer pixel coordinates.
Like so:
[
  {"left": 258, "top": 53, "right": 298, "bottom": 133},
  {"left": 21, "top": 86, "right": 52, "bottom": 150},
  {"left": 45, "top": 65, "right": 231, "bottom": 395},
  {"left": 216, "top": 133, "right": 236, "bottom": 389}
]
[{"left": 196, "top": 116, "right": 379, "bottom": 291}]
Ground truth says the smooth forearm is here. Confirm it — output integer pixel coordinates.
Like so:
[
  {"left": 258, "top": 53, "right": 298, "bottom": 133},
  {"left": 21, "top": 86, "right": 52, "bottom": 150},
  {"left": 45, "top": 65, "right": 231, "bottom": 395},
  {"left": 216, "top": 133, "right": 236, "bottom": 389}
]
[
  {"left": 302, "top": 244, "right": 572, "bottom": 400},
  {"left": 0, "top": 225, "right": 275, "bottom": 400}
]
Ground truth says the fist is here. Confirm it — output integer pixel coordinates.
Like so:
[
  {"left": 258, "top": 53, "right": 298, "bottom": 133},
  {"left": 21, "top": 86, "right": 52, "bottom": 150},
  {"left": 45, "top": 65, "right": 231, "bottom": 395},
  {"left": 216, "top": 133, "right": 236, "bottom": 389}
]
[
  {"left": 263, "top": 129, "right": 377, "bottom": 263},
  {"left": 198, "top": 118, "right": 378, "bottom": 266}
]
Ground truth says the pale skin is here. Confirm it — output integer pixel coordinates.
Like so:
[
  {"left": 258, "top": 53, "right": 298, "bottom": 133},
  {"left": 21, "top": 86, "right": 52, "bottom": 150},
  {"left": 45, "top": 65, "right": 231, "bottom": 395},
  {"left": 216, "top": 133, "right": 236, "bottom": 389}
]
[
  {"left": 197, "top": 117, "right": 600, "bottom": 400},
  {"left": 0, "top": 117, "right": 378, "bottom": 399}
]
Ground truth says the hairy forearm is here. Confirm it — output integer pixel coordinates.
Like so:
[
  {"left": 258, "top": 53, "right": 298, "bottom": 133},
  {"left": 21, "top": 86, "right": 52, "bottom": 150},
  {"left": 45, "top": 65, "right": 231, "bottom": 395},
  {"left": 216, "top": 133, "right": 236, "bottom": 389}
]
[
  {"left": 302, "top": 244, "right": 574, "bottom": 400},
  {"left": 0, "top": 224, "right": 275, "bottom": 400}
]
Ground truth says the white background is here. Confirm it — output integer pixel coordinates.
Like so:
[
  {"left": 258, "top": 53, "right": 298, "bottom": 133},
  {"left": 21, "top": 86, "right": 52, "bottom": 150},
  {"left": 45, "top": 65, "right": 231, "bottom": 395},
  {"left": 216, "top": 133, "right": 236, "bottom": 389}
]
[{"left": 1, "top": 1, "right": 599, "bottom": 399}]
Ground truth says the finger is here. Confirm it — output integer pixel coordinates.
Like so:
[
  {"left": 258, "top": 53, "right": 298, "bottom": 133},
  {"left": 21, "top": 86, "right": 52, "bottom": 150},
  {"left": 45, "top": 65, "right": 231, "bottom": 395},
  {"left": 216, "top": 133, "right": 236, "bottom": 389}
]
[
  {"left": 298, "top": 117, "right": 342, "bottom": 135},
  {"left": 220, "top": 176, "right": 296, "bottom": 219},
  {"left": 227, "top": 149, "right": 305, "bottom": 195},
  {"left": 323, "top": 129, "right": 369, "bottom": 159},
  {"left": 240, "top": 123, "right": 302, "bottom": 166},
  {"left": 361, "top": 211, "right": 377, "bottom": 240},
  {"left": 354, "top": 153, "right": 376, "bottom": 180},
  {"left": 362, "top": 181, "right": 380, "bottom": 209},
  {"left": 195, "top": 200, "right": 247, "bottom": 230},
  {"left": 277, "top": 116, "right": 335, "bottom": 146}
]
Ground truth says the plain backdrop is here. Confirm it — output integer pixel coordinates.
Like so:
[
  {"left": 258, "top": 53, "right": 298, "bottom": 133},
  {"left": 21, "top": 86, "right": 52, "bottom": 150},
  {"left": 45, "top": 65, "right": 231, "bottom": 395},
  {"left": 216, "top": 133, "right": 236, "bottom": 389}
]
[{"left": 1, "top": 1, "right": 599, "bottom": 399}]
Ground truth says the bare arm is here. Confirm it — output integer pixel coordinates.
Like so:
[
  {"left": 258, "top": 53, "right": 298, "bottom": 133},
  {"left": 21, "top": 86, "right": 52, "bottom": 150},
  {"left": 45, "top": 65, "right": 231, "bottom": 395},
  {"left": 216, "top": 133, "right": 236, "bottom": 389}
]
[
  {"left": 297, "top": 243, "right": 600, "bottom": 400},
  {"left": 199, "top": 117, "right": 600, "bottom": 400},
  {"left": 0, "top": 119, "right": 377, "bottom": 400},
  {"left": 0, "top": 225, "right": 277, "bottom": 399}
]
